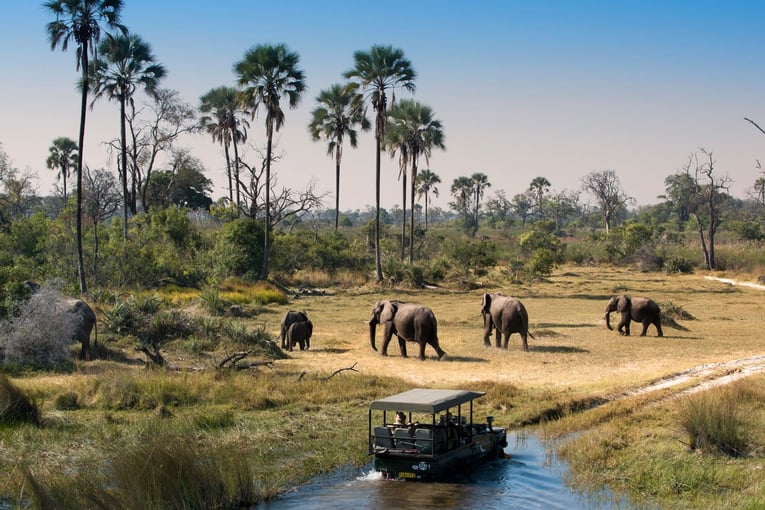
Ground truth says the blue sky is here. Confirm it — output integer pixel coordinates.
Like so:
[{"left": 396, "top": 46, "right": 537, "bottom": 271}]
[{"left": 3, "top": 1, "right": 765, "bottom": 211}]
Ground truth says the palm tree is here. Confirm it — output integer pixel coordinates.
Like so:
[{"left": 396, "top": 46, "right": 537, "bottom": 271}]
[
  {"left": 385, "top": 99, "right": 445, "bottom": 263},
  {"left": 308, "top": 84, "right": 369, "bottom": 230},
  {"left": 471, "top": 172, "right": 491, "bottom": 229},
  {"left": 528, "top": 176, "right": 551, "bottom": 219},
  {"left": 46, "top": 136, "right": 78, "bottom": 201},
  {"left": 200, "top": 86, "right": 249, "bottom": 209},
  {"left": 415, "top": 168, "right": 441, "bottom": 231},
  {"left": 344, "top": 45, "right": 416, "bottom": 281},
  {"left": 90, "top": 33, "right": 165, "bottom": 240},
  {"left": 235, "top": 43, "right": 306, "bottom": 280},
  {"left": 45, "top": 0, "right": 127, "bottom": 293}
]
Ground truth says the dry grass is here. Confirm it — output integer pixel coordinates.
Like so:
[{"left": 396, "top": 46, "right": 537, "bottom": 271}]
[{"left": 257, "top": 265, "right": 762, "bottom": 396}]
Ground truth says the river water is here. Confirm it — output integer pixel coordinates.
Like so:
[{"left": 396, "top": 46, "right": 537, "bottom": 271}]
[{"left": 260, "top": 432, "right": 629, "bottom": 509}]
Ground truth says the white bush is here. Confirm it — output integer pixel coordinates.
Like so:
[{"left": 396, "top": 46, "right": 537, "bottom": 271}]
[{"left": 0, "top": 286, "right": 79, "bottom": 367}]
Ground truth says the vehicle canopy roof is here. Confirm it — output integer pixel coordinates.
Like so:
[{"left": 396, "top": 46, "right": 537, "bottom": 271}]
[{"left": 369, "top": 388, "right": 485, "bottom": 414}]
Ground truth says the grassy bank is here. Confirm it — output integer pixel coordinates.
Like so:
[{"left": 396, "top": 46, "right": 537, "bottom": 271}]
[{"left": 1, "top": 265, "right": 764, "bottom": 508}]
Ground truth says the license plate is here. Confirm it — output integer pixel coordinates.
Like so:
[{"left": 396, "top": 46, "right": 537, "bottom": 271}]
[{"left": 398, "top": 472, "right": 417, "bottom": 479}]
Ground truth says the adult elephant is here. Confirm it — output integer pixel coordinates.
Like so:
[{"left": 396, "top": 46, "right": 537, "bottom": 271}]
[
  {"left": 280, "top": 311, "right": 309, "bottom": 349},
  {"left": 481, "top": 293, "right": 530, "bottom": 351},
  {"left": 286, "top": 320, "right": 313, "bottom": 351},
  {"left": 605, "top": 295, "right": 663, "bottom": 337},
  {"left": 67, "top": 299, "right": 97, "bottom": 360},
  {"left": 368, "top": 300, "right": 446, "bottom": 361}
]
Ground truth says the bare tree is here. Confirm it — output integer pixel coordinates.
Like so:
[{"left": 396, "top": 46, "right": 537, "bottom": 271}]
[
  {"left": 82, "top": 166, "right": 121, "bottom": 281},
  {"left": 581, "top": 169, "right": 633, "bottom": 235},
  {"left": 683, "top": 149, "right": 731, "bottom": 270},
  {"left": 113, "top": 88, "right": 198, "bottom": 214}
]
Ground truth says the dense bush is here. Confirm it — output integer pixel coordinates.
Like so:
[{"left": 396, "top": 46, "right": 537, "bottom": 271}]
[{"left": 0, "top": 286, "right": 78, "bottom": 368}]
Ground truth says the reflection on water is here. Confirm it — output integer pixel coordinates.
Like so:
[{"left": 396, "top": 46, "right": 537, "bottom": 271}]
[{"left": 259, "top": 432, "right": 627, "bottom": 509}]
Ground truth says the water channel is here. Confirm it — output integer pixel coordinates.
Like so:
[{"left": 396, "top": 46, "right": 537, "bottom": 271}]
[{"left": 260, "top": 432, "right": 631, "bottom": 509}]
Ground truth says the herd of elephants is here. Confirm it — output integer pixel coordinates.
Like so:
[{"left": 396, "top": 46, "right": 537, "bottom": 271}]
[
  {"left": 25, "top": 278, "right": 662, "bottom": 363},
  {"left": 278, "top": 293, "right": 664, "bottom": 360}
]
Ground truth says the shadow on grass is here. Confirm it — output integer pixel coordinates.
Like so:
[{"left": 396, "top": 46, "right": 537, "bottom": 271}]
[
  {"left": 440, "top": 355, "right": 489, "bottom": 363},
  {"left": 534, "top": 322, "right": 597, "bottom": 329},
  {"left": 530, "top": 345, "right": 589, "bottom": 354},
  {"left": 308, "top": 348, "right": 350, "bottom": 354}
]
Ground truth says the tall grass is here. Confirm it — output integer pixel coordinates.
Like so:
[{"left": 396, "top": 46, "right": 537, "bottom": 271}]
[{"left": 0, "top": 373, "right": 39, "bottom": 425}]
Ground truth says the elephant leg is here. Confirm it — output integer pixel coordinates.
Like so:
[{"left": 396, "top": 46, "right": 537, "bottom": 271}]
[
  {"left": 640, "top": 321, "right": 650, "bottom": 336},
  {"left": 521, "top": 333, "right": 529, "bottom": 352},
  {"left": 494, "top": 328, "right": 501, "bottom": 348},
  {"left": 618, "top": 314, "right": 630, "bottom": 335},
  {"left": 655, "top": 319, "right": 664, "bottom": 337},
  {"left": 397, "top": 335, "right": 408, "bottom": 358},
  {"left": 483, "top": 315, "right": 493, "bottom": 347},
  {"left": 502, "top": 332, "right": 510, "bottom": 349},
  {"left": 431, "top": 341, "right": 447, "bottom": 361},
  {"left": 418, "top": 341, "right": 427, "bottom": 361}
]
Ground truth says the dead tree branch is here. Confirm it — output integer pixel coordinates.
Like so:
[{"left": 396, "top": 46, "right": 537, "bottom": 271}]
[{"left": 324, "top": 362, "right": 359, "bottom": 380}]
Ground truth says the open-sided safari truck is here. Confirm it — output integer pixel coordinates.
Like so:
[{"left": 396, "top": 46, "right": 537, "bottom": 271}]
[{"left": 368, "top": 388, "right": 508, "bottom": 481}]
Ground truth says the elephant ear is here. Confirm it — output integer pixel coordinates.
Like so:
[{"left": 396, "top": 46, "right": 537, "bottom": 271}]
[
  {"left": 618, "top": 295, "right": 631, "bottom": 312},
  {"left": 380, "top": 301, "right": 397, "bottom": 323},
  {"left": 481, "top": 293, "right": 491, "bottom": 314}
]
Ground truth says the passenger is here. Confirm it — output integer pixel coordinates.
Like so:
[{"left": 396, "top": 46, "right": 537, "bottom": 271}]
[{"left": 394, "top": 411, "right": 407, "bottom": 426}]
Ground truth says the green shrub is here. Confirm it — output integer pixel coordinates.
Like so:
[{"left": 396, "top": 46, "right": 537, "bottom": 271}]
[
  {"left": 678, "top": 391, "right": 748, "bottom": 457},
  {"left": 664, "top": 255, "right": 695, "bottom": 274}
]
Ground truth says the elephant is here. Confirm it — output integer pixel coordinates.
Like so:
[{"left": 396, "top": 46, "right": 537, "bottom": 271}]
[
  {"left": 280, "top": 311, "right": 309, "bottom": 349},
  {"left": 24, "top": 281, "right": 96, "bottom": 360},
  {"left": 605, "top": 295, "right": 663, "bottom": 337},
  {"left": 286, "top": 319, "right": 313, "bottom": 351},
  {"left": 481, "top": 293, "right": 531, "bottom": 351},
  {"left": 368, "top": 300, "right": 446, "bottom": 361},
  {"left": 66, "top": 299, "right": 97, "bottom": 360}
]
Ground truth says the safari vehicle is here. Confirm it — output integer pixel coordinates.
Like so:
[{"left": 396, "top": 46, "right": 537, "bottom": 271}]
[{"left": 368, "top": 388, "right": 507, "bottom": 481}]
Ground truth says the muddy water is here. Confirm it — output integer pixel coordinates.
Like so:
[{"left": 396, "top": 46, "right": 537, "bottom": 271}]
[{"left": 260, "top": 432, "right": 628, "bottom": 509}]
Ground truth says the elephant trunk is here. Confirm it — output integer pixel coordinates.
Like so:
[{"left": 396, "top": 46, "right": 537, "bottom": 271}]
[
  {"left": 605, "top": 310, "right": 613, "bottom": 330},
  {"left": 369, "top": 320, "right": 378, "bottom": 351}
]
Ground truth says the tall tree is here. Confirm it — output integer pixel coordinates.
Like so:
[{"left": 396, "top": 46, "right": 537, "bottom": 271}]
[
  {"left": 385, "top": 99, "right": 445, "bottom": 263},
  {"left": 82, "top": 166, "right": 120, "bottom": 281},
  {"left": 510, "top": 191, "right": 535, "bottom": 227},
  {"left": 308, "top": 83, "right": 369, "bottom": 230},
  {"left": 581, "top": 169, "right": 632, "bottom": 235},
  {"left": 415, "top": 168, "right": 440, "bottom": 231},
  {"left": 528, "top": 176, "right": 551, "bottom": 219},
  {"left": 46, "top": 136, "right": 78, "bottom": 201},
  {"left": 199, "top": 86, "right": 249, "bottom": 210},
  {"left": 450, "top": 176, "right": 477, "bottom": 236},
  {"left": 344, "top": 45, "right": 416, "bottom": 281},
  {"left": 679, "top": 149, "right": 731, "bottom": 270},
  {"left": 471, "top": 172, "right": 491, "bottom": 231},
  {"left": 45, "top": 0, "right": 127, "bottom": 293},
  {"left": 235, "top": 43, "right": 306, "bottom": 280},
  {"left": 89, "top": 33, "right": 165, "bottom": 240}
]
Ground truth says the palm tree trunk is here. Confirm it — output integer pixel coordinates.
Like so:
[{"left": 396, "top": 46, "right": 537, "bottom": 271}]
[
  {"left": 120, "top": 96, "right": 129, "bottom": 240},
  {"left": 76, "top": 48, "right": 89, "bottom": 294},
  {"left": 335, "top": 149, "right": 341, "bottom": 230},
  {"left": 374, "top": 133, "right": 383, "bottom": 282},
  {"left": 233, "top": 138, "right": 241, "bottom": 215},
  {"left": 261, "top": 121, "right": 272, "bottom": 280},
  {"left": 409, "top": 161, "right": 417, "bottom": 264},
  {"left": 224, "top": 142, "right": 233, "bottom": 203},
  {"left": 401, "top": 172, "right": 406, "bottom": 260},
  {"left": 424, "top": 191, "right": 429, "bottom": 231}
]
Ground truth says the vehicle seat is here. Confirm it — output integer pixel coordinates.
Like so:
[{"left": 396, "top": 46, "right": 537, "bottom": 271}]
[
  {"left": 374, "top": 426, "right": 394, "bottom": 449},
  {"left": 394, "top": 427, "right": 416, "bottom": 450},
  {"left": 415, "top": 428, "right": 433, "bottom": 454}
]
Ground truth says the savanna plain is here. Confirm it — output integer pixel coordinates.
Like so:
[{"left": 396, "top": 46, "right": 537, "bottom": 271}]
[{"left": 2, "top": 265, "right": 764, "bottom": 509}]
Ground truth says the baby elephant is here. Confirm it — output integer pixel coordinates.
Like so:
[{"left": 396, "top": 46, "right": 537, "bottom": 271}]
[
  {"left": 605, "top": 295, "right": 663, "bottom": 337},
  {"left": 286, "top": 319, "right": 313, "bottom": 351}
]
